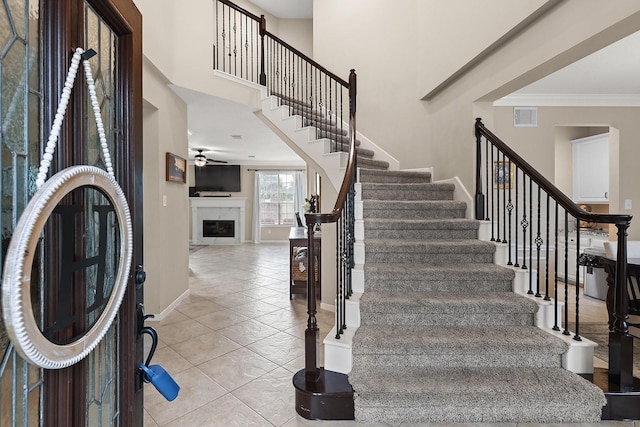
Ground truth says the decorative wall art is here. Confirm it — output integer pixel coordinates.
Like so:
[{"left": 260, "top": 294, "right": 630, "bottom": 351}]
[
  {"left": 493, "top": 161, "right": 514, "bottom": 189},
  {"left": 166, "top": 152, "right": 187, "bottom": 183}
]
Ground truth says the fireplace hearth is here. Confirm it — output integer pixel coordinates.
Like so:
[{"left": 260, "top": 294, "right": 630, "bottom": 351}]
[{"left": 202, "top": 220, "right": 235, "bottom": 238}]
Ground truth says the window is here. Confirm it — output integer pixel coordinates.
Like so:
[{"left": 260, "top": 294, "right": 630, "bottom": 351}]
[{"left": 259, "top": 172, "right": 296, "bottom": 225}]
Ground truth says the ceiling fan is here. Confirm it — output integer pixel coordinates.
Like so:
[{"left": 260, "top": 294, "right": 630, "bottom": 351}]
[{"left": 192, "top": 149, "right": 228, "bottom": 167}]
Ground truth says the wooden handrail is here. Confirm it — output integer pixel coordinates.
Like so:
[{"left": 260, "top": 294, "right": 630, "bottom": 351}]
[
  {"left": 216, "top": 0, "right": 261, "bottom": 22},
  {"left": 475, "top": 118, "right": 631, "bottom": 225},
  {"left": 264, "top": 31, "right": 350, "bottom": 88}
]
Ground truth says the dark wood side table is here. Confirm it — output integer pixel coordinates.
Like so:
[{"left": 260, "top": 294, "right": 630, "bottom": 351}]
[{"left": 289, "top": 227, "right": 321, "bottom": 299}]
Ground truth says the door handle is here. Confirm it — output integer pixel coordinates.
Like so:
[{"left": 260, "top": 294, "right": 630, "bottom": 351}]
[{"left": 135, "top": 264, "right": 146, "bottom": 289}]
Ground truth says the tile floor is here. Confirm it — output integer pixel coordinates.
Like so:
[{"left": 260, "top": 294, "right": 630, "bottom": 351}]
[{"left": 143, "top": 243, "right": 638, "bottom": 427}]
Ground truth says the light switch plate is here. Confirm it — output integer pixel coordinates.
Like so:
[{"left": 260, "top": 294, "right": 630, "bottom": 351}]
[{"left": 625, "top": 199, "right": 632, "bottom": 210}]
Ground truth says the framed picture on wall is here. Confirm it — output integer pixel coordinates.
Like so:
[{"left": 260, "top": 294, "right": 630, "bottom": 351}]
[
  {"left": 166, "top": 152, "right": 186, "bottom": 183},
  {"left": 493, "top": 161, "right": 514, "bottom": 189}
]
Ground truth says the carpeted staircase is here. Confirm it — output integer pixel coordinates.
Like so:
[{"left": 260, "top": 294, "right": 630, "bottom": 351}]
[{"left": 349, "top": 168, "right": 607, "bottom": 423}]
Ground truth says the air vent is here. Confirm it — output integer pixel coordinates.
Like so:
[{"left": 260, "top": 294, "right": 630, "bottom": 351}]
[{"left": 514, "top": 107, "right": 537, "bottom": 127}]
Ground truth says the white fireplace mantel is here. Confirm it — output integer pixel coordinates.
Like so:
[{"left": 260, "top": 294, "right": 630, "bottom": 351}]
[{"left": 190, "top": 197, "right": 246, "bottom": 244}]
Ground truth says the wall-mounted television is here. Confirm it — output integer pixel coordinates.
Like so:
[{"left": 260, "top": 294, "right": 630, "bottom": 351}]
[{"left": 194, "top": 165, "right": 241, "bottom": 192}]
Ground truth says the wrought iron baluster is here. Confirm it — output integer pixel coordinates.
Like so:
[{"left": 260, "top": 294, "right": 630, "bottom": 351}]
[
  {"left": 563, "top": 210, "right": 570, "bottom": 335},
  {"left": 502, "top": 151, "right": 507, "bottom": 243},
  {"left": 507, "top": 158, "right": 513, "bottom": 265},
  {"left": 574, "top": 225, "right": 582, "bottom": 341},
  {"left": 528, "top": 178, "right": 533, "bottom": 294},
  {"left": 495, "top": 148, "right": 501, "bottom": 242},
  {"left": 239, "top": 15, "right": 243, "bottom": 79},
  {"left": 215, "top": 1, "right": 219, "bottom": 70},
  {"left": 232, "top": 10, "right": 237, "bottom": 75},
  {"left": 490, "top": 145, "right": 495, "bottom": 241},
  {"left": 336, "top": 215, "right": 344, "bottom": 338},
  {"left": 535, "top": 186, "right": 542, "bottom": 297},
  {"left": 485, "top": 137, "right": 489, "bottom": 221},
  {"left": 544, "top": 193, "right": 551, "bottom": 301},
  {"left": 521, "top": 173, "right": 528, "bottom": 270},
  {"left": 553, "top": 201, "right": 560, "bottom": 331},
  {"left": 514, "top": 166, "right": 519, "bottom": 267}
]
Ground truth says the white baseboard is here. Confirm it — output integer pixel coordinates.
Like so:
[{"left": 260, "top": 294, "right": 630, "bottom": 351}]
[{"left": 145, "top": 289, "right": 190, "bottom": 321}]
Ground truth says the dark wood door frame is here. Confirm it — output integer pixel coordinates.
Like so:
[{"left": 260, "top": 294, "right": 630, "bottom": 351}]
[{"left": 41, "top": 1, "right": 142, "bottom": 425}]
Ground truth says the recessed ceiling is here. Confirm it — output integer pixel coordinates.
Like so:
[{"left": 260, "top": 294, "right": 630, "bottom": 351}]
[
  {"left": 170, "top": 85, "right": 304, "bottom": 166},
  {"left": 247, "top": 0, "right": 312, "bottom": 19}
]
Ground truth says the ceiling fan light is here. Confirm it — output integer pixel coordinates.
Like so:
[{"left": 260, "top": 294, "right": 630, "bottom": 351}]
[{"left": 194, "top": 154, "right": 207, "bottom": 167}]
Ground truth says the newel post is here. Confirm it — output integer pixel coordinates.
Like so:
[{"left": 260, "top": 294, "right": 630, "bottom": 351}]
[
  {"left": 259, "top": 15, "right": 267, "bottom": 86},
  {"left": 474, "top": 118, "right": 485, "bottom": 220},
  {"left": 304, "top": 219, "right": 320, "bottom": 382},
  {"left": 609, "top": 222, "right": 634, "bottom": 391}
]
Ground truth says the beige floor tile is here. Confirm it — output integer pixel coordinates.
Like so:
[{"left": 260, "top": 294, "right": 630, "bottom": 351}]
[
  {"left": 144, "top": 367, "right": 226, "bottom": 426},
  {"left": 216, "top": 318, "right": 280, "bottom": 346},
  {"left": 146, "top": 345, "right": 193, "bottom": 376},
  {"left": 254, "top": 309, "right": 304, "bottom": 331},
  {"left": 197, "top": 347, "right": 279, "bottom": 392},
  {"left": 175, "top": 297, "right": 226, "bottom": 319},
  {"left": 240, "top": 286, "right": 282, "bottom": 299},
  {"left": 230, "top": 300, "right": 281, "bottom": 318},
  {"left": 210, "top": 292, "right": 258, "bottom": 308},
  {"left": 233, "top": 367, "right": 298, "bottom": 426},
  {"left": 143, "top": 409, "right": 159, "bottom": 427},
  {"left": 163, "top": 393, "right": 272, "bottom": 427},
  {"left": 154, "top": 318, "right": 214, "bottom": 346},
  {"left": 171, "top": 331, "right": 241, "bottom": 365},
  {"left": 195, "top": 309, "right": 251, "bottom": 330},
  {"left": 246, "top": 331, "right": 305, "bottom": 366}
]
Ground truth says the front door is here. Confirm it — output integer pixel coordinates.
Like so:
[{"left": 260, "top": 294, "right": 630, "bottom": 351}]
[{"left": 0, "top": 0, "right": 143, "bottom": 425}]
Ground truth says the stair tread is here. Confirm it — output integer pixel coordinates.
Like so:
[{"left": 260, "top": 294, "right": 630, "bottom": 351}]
[
  {"left": 360, "top": 291, "right": 539, "bottom": 314},
  {"left": 353, "top": 324, "right": 568, "bottom": 354},
  {"left": 364, "top": 199, "right": 466, "bottom": 208},
  {"left": 363, "top": 262, "right": 514, "bottom": 279},
  {"left": 349, "top": 366, "right": 606, "bottom": 408},
  {"left": 364, "top": 218, "right": 479, "bottom": 230},
  {"left": 361, "top": 182, "right": 454, "bottom": 191},
  {"left": 364, "top": 239, "right": 496, "bottom": 253}
]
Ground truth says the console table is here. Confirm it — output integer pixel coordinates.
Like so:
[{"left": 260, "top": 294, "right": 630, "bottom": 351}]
[{"left": 289, "top": 227, "right": 321, "bottom": 299}]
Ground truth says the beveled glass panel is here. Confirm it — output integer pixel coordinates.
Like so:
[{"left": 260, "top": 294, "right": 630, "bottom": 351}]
[
  {"left": 6, "top": 0, "right": 26, "bottom": 39},
  {"left": 0, "top": 0, "right": 42, "bottom": 425},
  {"left": 1, "top": 42, "right": 27, "bottom": 154},
  {"left": 84, "top": 4, "right": 119, "bottom": 425}
]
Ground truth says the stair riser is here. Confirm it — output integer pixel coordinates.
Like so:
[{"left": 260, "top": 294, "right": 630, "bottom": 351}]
[
  {"left": 363, "top": 208, "right": 466, "bottom": 220},
  {"left": 318, "top": 130, "right": 350, "bottom": 145},
  {"left": 359, "top": 313, "right": 535, "bottom": 327},
  {"left": 363, "top": 279, "right": 513, "bottom": 293},
  {"left": 358, "top": 159, "right": 390, "bottom": 170},
  {"left": 354, "top": 405, "right": 603, "bottom": 424},
  {"left": 361, "top": 189, "right": 454, "bottom": 201},
  {"left": 360, "top": 175, "right": 430, "bottom": 184},
  {"left": 351, "top": 353, "right": 563, "bottom": 369},
  {"left": 364, "top": 229, "right": 477, "bottom": 240},
  {"left": 364, "top": 252, "right": 494, "bottom": 264}
]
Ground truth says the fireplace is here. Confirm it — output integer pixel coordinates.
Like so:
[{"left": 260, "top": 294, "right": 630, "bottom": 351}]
[
  {"left": 202, "top": 220, "right": 235, "bottom": 238},
  {"left": 190, "top": 197, "right": 246, "bottom": 245}
]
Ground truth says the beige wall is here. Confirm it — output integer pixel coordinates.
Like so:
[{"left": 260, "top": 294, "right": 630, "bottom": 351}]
[
  {"left": 493, "top": 106, "right": 640, "bottom": 238},
  {"left": 313, "top": 0, "right": 640, "bottom": 238},
  {"left": 142, "top": 60, "right": 190, "bottom": 315},
  {"left": 135, "top": 0, "right": 312, "bottom": 105}
]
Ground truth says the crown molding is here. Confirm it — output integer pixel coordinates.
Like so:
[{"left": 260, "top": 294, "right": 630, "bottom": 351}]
[{"left": 493, "top": 93, "right": 640, "bottom": 107}]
